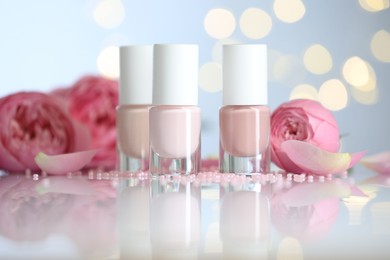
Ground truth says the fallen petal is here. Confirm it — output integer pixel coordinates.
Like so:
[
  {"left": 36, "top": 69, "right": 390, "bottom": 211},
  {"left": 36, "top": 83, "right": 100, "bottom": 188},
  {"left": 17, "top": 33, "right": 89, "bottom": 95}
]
[
  {"left": 34, "top": 150, "right": 98, "bottom": 175},
  {"left": 361, "top": 151, "right": 390, "bottom": 174},
  {"left": 350, "top": 151, "right": 366, "bottom": 168},
  {"left": 281, "top": 140, "right": 352, "bottom": 175}
]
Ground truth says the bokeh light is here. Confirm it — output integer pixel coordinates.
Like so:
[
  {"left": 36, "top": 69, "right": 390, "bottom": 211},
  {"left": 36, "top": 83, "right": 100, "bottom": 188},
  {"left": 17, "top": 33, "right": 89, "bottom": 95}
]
[
  {"left": 273, "top": 0, "right": 306, "bottom": 23},
  {"left": 359, "top": 0, "right": 389, "bottom": 12},
  {"left": 289, "top": 84, "right": 319, "bottom": 101},
  {"left": 272, "top": 54, "right": 305, "bottom": 86},
  {"left": 211, "top": 38, "right": 241, "bottom": 63},
  {"left": 318, "top": 79, "right": 348, "bottom": 111},
  {"left": 342, "top": 57, "right": 371, "bottom": 89},
  {"left": 303, "top": 44, "right": 333, "bottom": 75},
  {"left": 239, "top": 8, "right": 272, "bottom": 39},
  {"left": 93, "top": 0, "right": 125, "bottom": 29},
  {"left": 343, "top": 191, "right": 377, "bottom": 225},
  {"left": 198, "top": 62, "right": 222, "bottom": 93},
  {"left": 268, "top": 49, "right": 283, "bottom": 82},
  {"left": 349, "top": 62, "right": 379, "bottom": 106},
  {"left": 97, "top": 46, "right": 119, "bottom": 79},
  {"left": 351, "top": 61, "right": 376, "bottom": 92},
  {"left": 371, "top": 30, "right": 390, "bottom": 62},
  {"left": 277, "top": 237, "right": 304, "bottom": 260},
  {"left": 351, "top": 86, "right": 378, "bottom": 105},
  {"left": 101, "top": 33, "right": 131, "bottom": 49},
  {"left": 204, "top": 8, "right": 236, "bottom": 39}
]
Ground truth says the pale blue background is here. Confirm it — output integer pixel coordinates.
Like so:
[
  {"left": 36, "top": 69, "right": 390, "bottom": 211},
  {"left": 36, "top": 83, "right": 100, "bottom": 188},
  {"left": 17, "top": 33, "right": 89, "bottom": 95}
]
[{"left": 0, "top": 0, "right": 389, "bottom": 158}]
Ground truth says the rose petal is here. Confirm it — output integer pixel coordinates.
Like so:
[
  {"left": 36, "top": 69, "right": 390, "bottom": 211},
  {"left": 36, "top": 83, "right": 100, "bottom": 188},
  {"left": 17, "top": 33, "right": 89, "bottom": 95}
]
[
  {"left": 281, "top": 140, "right": 352, "bottom": 175},
  {"left": 272, "top": 149, "right": 304, "bottom": 174},
  {"left": 361, "top": 151, "right": 390, "bottom": 174},
  {"left": 310, "top": 120, "right": 340, "bottom": 153},
  {"left": 349, "top": 151, "right": 366, "bottom": 167},
  {"left": 35, "top": 176, "right": 96, "bottom": 195},
  {"left": 0, "top": 142, "right": 25, "bottom": 172},
  {"left": 34, "top": 149, "right": 98, "bottom": 175}
]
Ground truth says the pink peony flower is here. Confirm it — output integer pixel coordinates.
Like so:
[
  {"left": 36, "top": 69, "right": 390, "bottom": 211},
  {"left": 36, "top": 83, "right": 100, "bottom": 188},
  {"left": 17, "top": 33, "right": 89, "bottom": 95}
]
[
  {"left": 0, "top": 92, "right": 90, "bottom": 172},
  {"left": 56, "top": 75, "right": 119, "bottom": 169},
  {"left": 271, "top": 99, "right": 340, "bottom": 173}
]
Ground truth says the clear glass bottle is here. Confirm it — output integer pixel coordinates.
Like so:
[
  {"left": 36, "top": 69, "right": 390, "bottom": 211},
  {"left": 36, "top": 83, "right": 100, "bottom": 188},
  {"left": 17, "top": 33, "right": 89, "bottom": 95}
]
[
  {"left": 149, "top": 44, "right": 201, "bottom": 176},
  {"left": 117, "top": 45, "right": 153, "bottom": 172},
  {"left": 219, "top": 44, "right": 270, "bottom": 174}
]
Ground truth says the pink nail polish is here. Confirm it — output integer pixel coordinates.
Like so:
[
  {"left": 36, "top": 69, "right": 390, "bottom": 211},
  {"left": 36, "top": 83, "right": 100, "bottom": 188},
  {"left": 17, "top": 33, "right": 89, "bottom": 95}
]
[
  {"left": 219, "top": 44, "right": 270, "bottom": 174},
  {"left": 117, "top": 45, "right": 153, "bottom": 172},
  {"left": 150, "top": 44, "right": 201, "bottom": 176}
]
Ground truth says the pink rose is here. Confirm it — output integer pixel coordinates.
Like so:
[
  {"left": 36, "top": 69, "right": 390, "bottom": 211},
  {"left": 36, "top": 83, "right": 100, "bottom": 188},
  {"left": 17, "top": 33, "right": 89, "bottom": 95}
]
[
  {"left": 0, "top": 92, "right": 90, "bottom": 172},
  {"left": 271, "top": 99, "right": 340, "bottom": 173},
  {"left": 57, "top": 75, "right": 119, "bottom": 169}
]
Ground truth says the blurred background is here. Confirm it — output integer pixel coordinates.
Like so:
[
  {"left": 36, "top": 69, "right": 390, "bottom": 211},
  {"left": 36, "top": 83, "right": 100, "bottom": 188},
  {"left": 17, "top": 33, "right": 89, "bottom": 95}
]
[{"left": 0, "top": 0, "right": 389, "bottom": 158}]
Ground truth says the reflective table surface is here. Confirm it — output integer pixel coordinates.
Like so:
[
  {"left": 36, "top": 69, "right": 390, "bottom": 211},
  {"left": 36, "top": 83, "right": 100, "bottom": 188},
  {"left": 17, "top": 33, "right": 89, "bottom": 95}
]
[{"left": 0, "top": 165, "right": 389, "bottom": 260}]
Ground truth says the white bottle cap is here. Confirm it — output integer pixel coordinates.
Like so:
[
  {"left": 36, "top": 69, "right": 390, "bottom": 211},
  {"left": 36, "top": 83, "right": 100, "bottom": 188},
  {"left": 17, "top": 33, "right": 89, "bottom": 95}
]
[
  {"left": 119, "top": 45, "right": 153, "bottom": 105},
  {"left": 153, "top": 44, "right": 199, "bottom": 105},
  {"left": 223, "top": 44, "right": 268, "bottom": 106}
]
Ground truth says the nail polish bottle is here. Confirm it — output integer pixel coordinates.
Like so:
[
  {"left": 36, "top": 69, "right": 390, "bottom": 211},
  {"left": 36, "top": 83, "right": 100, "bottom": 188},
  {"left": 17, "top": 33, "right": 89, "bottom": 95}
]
[
  {"left": 117, "top": 45, "right": 153, "bottom": 172},
  {"left": 219, "top": 44, "right": 270, "bottom": 174},
  {"left": 149, "top": 44, "right": 201, "bottom": 176}
]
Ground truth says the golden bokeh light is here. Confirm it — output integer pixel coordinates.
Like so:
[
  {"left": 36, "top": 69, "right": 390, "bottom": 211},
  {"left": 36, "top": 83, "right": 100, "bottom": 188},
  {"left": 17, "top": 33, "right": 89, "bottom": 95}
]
[
  {"left": 359, "top": 0, "right": 389, "bottom": 12},
  {"left": 343, "top": 186, "right": 377, "bottom": 225},
  {"left": 290, "top": 84, "right": 319, "bottom": 101},
  {"left": 97, "top": 46, "right": 119, "bottom": 79},
  {"left": 351, "top": 86, "right": 379, "bottom": 105},
  {"left": 371, "top": 30, "right": 390, "bottom": 62},
  {"left": 319, "top": 79, "right": 348, "bottom": 111},
  {"left": 204, "top": 8, "right": 236, "bottom": 39},
  {"left": 198, "top": 62, "right": 222, "bottom": 93},
  {"left": 342, "top": 57, "right": 371, "bottom": 88},
  {"left": 272, "top": 54, "right": 305, "bottom": 86},
  {"left": 268, "top": 49, "right": 283, "bottom": 82},
  {"left": 277, "top": 237, "right": 304, "bottom": 260},
  {"left": 303, "top": 44, "right": 333, "bottom": 75},
  {"left": 93, "top": 0, "right": 125, "bottom": 29},
  {"left": 273, "top": 0, "right": 306, "bottom": 23},
  {"left": 239, "top": 8, "right": 272, "bottom": 39},
  {"left": 354, "top": 61, "right": 376, "bottom": 92}
]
